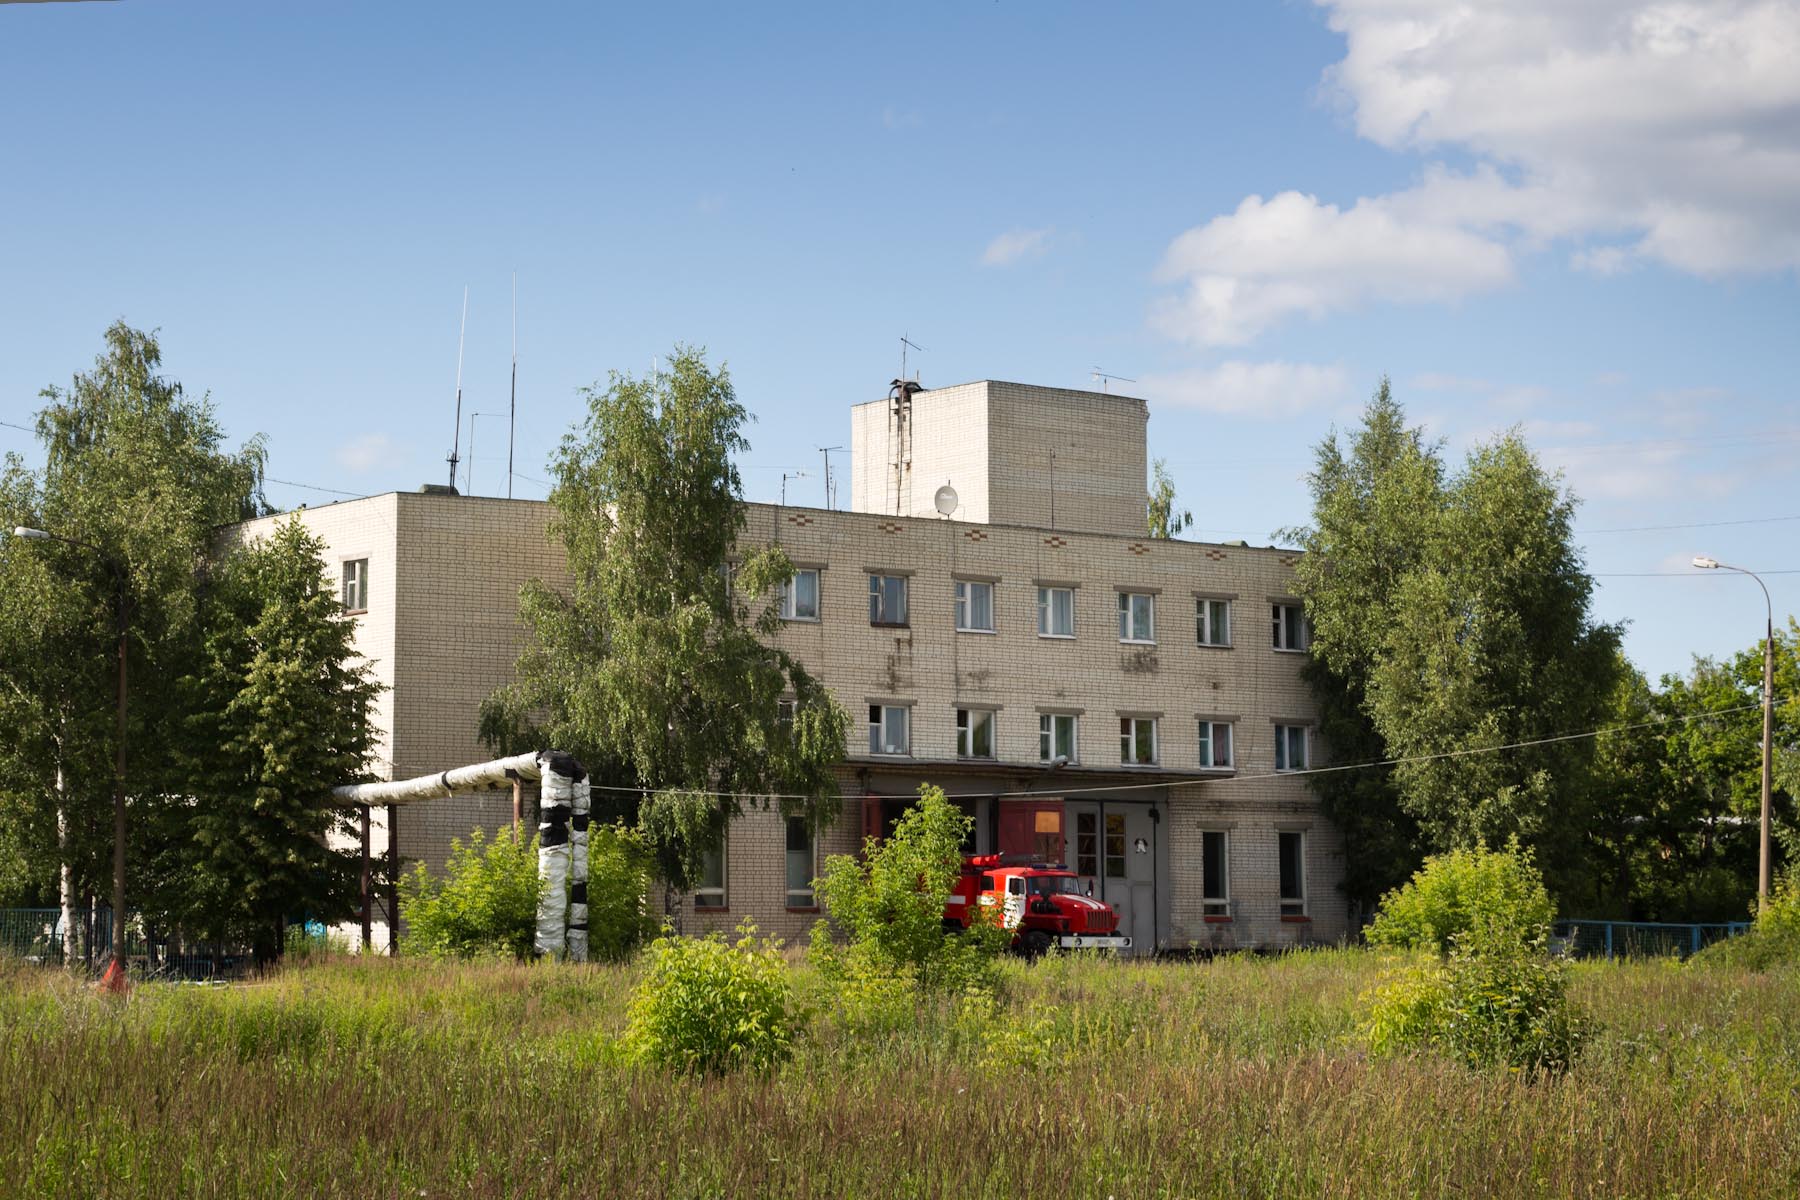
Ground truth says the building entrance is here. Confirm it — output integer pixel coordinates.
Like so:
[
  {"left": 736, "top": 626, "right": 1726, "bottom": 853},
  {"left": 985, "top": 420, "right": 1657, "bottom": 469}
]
[{"left": 1065, "top": 800, "right": 1158, "bottom": 955}]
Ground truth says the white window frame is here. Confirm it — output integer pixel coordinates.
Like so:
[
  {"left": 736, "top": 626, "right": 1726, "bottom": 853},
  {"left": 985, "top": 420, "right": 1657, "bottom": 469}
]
[
  {"left": 869, "top": 574, "right": 909, "bottom": 627},
  {"left": 1037, "top": 586, "right": 1075, "bottom": 638},
  {"left": 1119, "top": 716, "right": 1158, "bottom": 766},
  {"left": 1197, "top": 720, "right": 1234, "bottom": 770},
  {"left": 1117, "top": 591, "right": 1156, "bottom": 644},
  {"left": 867, "top": 704, "right": 911, "bottom": 756},
  {"left": 1201, "top": 829, "right": 1230, "bottom": 917},
  {"left": 778, "top": 568, "right": 820, "bottom": 621},
  {"left": 1279, "top": 830, "right": 1307, "bottom": 917},
  {"left": 1196, "top": 597, "right": 1231, "bottom": 647},
  {"left": 956, "top": 707, "right": 996, "bottom": 759},
  {"left": 1038, "top": 712, "right": 1078, "bottom": 763},
  {"left": 1272, "top": 602, "right": 1308, "bottom": 652},
  {"left": 955, "top": 579, "right": 995, "bottom": 633},
  {"left": 695, "top": 833, "right": 727, "bottom": 910},
  {"left": 784, "top": 816, "right": 815, "bottom": 909},
  {"left": 1274, "top": 724, "right": 1309, "bottom": 772},
  {"left": 342, "top": 558, "right": 369, "bottom": 614}
]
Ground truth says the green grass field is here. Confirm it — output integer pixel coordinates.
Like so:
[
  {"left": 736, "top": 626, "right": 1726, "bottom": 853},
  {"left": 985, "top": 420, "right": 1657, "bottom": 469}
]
[{"left": 3, "top": 949, "right": 1797, "bottom": 1199}]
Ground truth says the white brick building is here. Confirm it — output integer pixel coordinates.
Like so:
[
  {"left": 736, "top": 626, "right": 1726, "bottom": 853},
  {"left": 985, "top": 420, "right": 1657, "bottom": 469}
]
[{"left": 233, "top": 379, "right": 1346, "bottom": 953}]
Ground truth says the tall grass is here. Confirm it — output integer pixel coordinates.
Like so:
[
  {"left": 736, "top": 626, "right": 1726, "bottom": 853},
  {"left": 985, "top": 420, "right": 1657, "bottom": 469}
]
[{"left": 2, "top": 950, "right": 1796, "bottom": 1198}]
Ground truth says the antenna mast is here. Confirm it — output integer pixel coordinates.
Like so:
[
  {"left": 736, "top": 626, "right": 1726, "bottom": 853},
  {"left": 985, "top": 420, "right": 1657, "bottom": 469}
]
[
  {"left": 817, "top": 445, "right": 843, "bottom": 510},
  {"left": 446, "top": 287, "right": 468, "bottom": 491},
  {"left": 508, "top": 273, "right": 517, "bottom": 500},
  {"left": 900, "top": 333, "right": 925, "bottom": 382},
  {"left": 1091, "top": 367, "right": 1136, "bottom": 394}
]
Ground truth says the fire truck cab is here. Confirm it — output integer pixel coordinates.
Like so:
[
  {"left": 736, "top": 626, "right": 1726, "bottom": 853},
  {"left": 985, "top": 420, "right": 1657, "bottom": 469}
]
[{"left": 945, "top": 854, "right": 1133, "bottom": 955}]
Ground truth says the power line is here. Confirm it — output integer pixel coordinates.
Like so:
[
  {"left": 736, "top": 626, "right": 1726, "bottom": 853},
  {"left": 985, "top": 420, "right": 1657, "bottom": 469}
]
[
  {"left": 569, "top": 700, "right": 1777, "bottom": 804},
  {"left": 1595, "top": 569, "right": 1800, "bottom": 578},
  {"left": 263, "top": 476, "right": 367, "bottom": 499},
  {"left": 1582, "top": 514, "right": 1800, "bottom": 534}
]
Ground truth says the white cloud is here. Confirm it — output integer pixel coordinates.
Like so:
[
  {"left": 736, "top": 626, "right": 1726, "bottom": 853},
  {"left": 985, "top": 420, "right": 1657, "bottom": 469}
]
[
  {"left": 1156, "top": 1, "right": 1800, "bottom": 343},
  {"left": 980, "top": 227, "right": 1053, "bottom": 267},
  {"left": 1137, "top": 360, "right": 1351, "bottom": 418},
  {"left": 335, "top": 433, "right": 394, "bottom": 474}
]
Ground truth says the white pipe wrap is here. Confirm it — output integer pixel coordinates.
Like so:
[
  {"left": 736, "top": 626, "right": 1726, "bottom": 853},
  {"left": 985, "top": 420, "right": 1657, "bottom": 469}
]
[
  {"left": 535, "top": 842, "right": 570, "bottom": 956},
  {"left": 332, "top": 752, "right": 542, "bottom": 807}
]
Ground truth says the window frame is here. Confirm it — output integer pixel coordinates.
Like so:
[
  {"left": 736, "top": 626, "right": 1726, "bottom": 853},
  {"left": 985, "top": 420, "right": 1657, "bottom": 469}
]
[
  {"left": 694, "top": 832, "right": 727, "bottom": 911},
  {"left": 1274, "top": 724, "right": 1310, "bottom": 773},
  {"left": 1038, "top": 712, "right": 1079, "bottom": 763},
  {"left": 1201, "top": 829, "right": 1230, "bottom": 917},
  {"left": 1117, "top": 591, "right": 1156, "bottom": 644},
  {"left": 341, "top": 558, "right": 369, "bottom": 615},
  {"left": 1195, "top": 596, "right": 1232, "bottom": 647},
  {"left": 955, "top": 707, "right": 996, "bottom": 759},
  {"left": 868, "top": 573, "right": 910, "bottom": 627},
  {"left": 1279, "top": 830, "right": 1307, "bottom": 917},
  {"left": 954, "top": 578, "right": 996, "bottom": 633},
  {"left": 867, "top": 703, "right": 912, "bottom": 756},
  {"left": 1118, "top": 715, "right": 1159, "bottom": 766},
  {"left": 1197, "top": 719, "right": 1235, "bottom": 770},
  {"left": 778, "top": 568, "right": 821, "bottom": 622},
  {"left": 784, "top": 815, "right": 816, "bottom": 910},
  {"left": 1271, "top": 602, "right": 1308, "bottom": 652},
  {"left": 1036, "top": 585, "right": 1076, "bottom": 639}
]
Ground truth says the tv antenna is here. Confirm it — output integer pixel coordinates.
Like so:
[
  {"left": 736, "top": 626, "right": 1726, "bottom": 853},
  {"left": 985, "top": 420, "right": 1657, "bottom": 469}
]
[
  {"left": 446, "top": 286, "right": 469, "bottom": 490},
  {"left": 780, "top": 470, "right": 810, "bottom": 507},
  {"left": 816, "top": 445, "right": 844, "bottom": 510},
  {"left": 900, "top": 334, "right": 926, "bottom": 382},
  {"left": 1091, "top": 367, "right": 1135, "bottom": 394},
  {"left": 466, "top": 413, "right": 501, "bottom": 496},
  {"left": 507, "top": 272, "right": 517, "bottom": 500}
]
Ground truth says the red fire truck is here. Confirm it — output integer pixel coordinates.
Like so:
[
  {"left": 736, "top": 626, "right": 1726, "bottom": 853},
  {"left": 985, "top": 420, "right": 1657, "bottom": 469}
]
[{"left": 943, "top": 854, "right": 1133, "bottom": 955}]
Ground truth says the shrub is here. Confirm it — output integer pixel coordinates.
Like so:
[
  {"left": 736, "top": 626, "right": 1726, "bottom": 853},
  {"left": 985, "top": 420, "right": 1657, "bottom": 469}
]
[
  {"left": 584, "top": 824, "right": 659, "bottom": 962},
  {"left": 811, "top": 785, "right": 1010, "bottom": 994},
  {"left": 1367, "top": 842, "right": 1555, "bottom": 954},
  {"left": 400, "top": 826, "right": 541, "bottom": 960},
  {"left": 1367, "top": 916, "right": 1588, "bottom": 1073},
  {"left": 1694, "top": 872, "right": 1800, "bottom": 970},
  {"left": 625, "top": 921, "right": 797, "bottom": 1075}
]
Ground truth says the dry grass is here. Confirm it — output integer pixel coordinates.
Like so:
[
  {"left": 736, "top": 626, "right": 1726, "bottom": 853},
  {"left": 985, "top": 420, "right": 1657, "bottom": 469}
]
[{"left": 1, "top": 949, "right": 1796, "bottom": 1198}]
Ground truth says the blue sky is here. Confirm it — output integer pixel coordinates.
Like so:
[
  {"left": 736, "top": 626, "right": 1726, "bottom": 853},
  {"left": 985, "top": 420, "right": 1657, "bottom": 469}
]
[{"left": 2, "top": 0, "right": 1795, "bottom": 682}]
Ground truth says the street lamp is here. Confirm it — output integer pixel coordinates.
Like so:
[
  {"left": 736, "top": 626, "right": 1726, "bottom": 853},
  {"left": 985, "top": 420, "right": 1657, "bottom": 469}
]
[
  {"left": 1692, "top": 555, "right": 1777, "bottom": 913},
  {"left": 10, "top": 526, "right": 130, "bottom": 980}
]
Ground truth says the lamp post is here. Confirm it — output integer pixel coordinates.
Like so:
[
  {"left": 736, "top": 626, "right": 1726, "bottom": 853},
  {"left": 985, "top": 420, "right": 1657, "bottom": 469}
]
[
  {"left": 1692, "top": 556, "right": 1776, "bottom": 913},
  {"left": 11, "top": 526, "right": 130, "bottom": 976}
]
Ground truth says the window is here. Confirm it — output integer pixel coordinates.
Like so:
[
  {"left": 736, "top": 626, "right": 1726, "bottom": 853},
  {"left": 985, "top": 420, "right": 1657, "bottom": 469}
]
[
  {"left": 955, "top": 579, "right": 994, "bottom": 632},
  {"left": 695, "top": 835, "right": 726, "bottom": 910},
  {"left": 868, "top": 704, "right": 910, "bottom": 755},
  {"left": 785, "top": 816, "right": 815, "bottom": 908},
  {"left": 1274, "top": 725, "right": 1309, "bottom": 772},
  {"left": 1037, "top": 586, "right": 1075, "bottom": 638},
  {"left": 1075, "top": 811, "right": 1098, "bottom": 877},
  {"left": 1119, "top": 716, "right": 1158, "bottom": 765},
  {"left": 776, "top": 698, "right": 796, "bottom": 728},
  {"left": 1118, "top": 592, "right": 1155, "bottom": 643},
  {"left": 779, "top": 569, "right": 820, "bottom": 621},
  {"left": 868, "top": 574, "right": 908, "bottom": 626},
  {"left": 1272, "top": 603, "right": 1308, "bottom": 651},
  {"left": 956, "top": 708, "right": 995, "bottom": 759},
  {"left": 1202, "top": 830, "right": 1230, "bottom": 916},
  {"left": 1197, "top": 720, "right": 1234, "bottom": 769},
  {"left": 1196, "top": 598, "right": 1231, "bottom": 647},
  {"left": 1104, "top": 813, "right": 1126, "bottom": 878},
  {"left": 341, "top": 559, "right": 369, "bottom": 613},
  {"left": 1279, "top": 830, "right": 1306, "bottom": 916},
  {"left": 1038, "top": 713, "right": 1077, "bottom": 763}
]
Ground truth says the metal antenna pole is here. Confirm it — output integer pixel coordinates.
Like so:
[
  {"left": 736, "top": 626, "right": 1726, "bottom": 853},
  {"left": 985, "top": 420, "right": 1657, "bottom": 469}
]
[
  {"left": 447, "top": 287, "right": 468, "bottom": 491},
  {"left": 817, "top": 446, "right": 843, "bottom": 510},
  {"left": 508, "top": 272, "right": 517, "bottom": 500}
]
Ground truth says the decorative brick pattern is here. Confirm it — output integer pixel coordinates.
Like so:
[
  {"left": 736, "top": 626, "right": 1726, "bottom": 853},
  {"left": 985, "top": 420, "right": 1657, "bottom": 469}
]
[
  {"left": 785, "top": 514, "right": 814, "bottom": 527},
  {"left": 1043, "top": 535, "right": 1068, "bottom": 549},
  {"left": 1128, "top": 542, "right": 1149, "bottom": 556},
  {"left": 1204, "top": 549, "right": 1227, "bottom": 561},
  {"left": 963, "top": 529, "right": 988, "bottom": 542}
]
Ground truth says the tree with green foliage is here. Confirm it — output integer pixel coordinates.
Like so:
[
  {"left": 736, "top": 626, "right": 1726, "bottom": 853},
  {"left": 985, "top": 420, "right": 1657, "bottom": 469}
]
[
  {"left": 1146, "top": 457, "right": 1191, "bottom": 539},
  {"left": 1366, "top": 842, "right": 1556, "bottom": 955},
  {"left": 482, "top": 348, "right": 849, "bottom": 895},
  {"left": 1290, "top": 380, "right": 1622, "bottom": 908},
  {"left": 0, "top": 322, "right": 267, "bottom": 956},
  {"left": 149, "top": 518, "right": 380, "bottom": 964}
]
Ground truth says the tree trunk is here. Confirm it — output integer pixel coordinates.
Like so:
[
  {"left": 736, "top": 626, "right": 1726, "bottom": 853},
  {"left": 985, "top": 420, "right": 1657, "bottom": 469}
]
[{"left": 55, "top": 756, "right": 77, "bottom": 964}]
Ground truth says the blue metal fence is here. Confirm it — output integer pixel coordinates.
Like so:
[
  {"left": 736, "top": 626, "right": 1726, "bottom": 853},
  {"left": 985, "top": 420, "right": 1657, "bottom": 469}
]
[
  {"left": 0, "top": 908, "right": 252, "bottom": 980},
  {"left": 1555, "top": 918, "right": 1751, "bottom": 960}
]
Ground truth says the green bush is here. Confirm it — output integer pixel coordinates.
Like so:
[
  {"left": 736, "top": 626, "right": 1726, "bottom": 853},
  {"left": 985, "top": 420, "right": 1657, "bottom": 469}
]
[
  {"left": 624, "top": 921, "right": 797, "bottom": 1075},
  {"left": 1367, "top": 916, "right": 1588, "bottom": 1073},
  {"left": 1694, "top": 872, "right": 1800, "bottom": 970},
  {"left": 1367, "top": 842, "right": 1555, "bottom": 954},
  {"left": 400, "top": 826, "right": 542, "bottom": 960},
  {"left": 584, "top": 823, "right": 659, "bottom": 962},
  {"left": 811, "top": 785, "right": 1010, "bottom": 994}
]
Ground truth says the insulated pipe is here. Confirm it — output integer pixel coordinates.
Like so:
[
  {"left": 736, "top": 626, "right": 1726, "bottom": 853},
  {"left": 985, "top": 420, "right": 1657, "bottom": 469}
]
[{"left": 331, "top": 752, "right": 545, "bottom": 806}]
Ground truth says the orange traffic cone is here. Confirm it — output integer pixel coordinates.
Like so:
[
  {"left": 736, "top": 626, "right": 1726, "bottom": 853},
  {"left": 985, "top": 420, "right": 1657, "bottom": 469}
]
[{"left": 97, "top": 958, "right": 131, "bottom": 996}]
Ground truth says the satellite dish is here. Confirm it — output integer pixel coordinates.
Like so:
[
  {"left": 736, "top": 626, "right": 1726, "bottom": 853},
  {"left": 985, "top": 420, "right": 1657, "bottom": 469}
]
[{"left": 933, "top": 483, "right": 959, "bottom": 517}]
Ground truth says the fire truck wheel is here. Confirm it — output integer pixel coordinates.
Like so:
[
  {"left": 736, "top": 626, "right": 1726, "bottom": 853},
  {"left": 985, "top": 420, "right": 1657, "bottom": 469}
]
[{"left": 1020, "top": 929, "right": 1054, "bottom": 959}]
